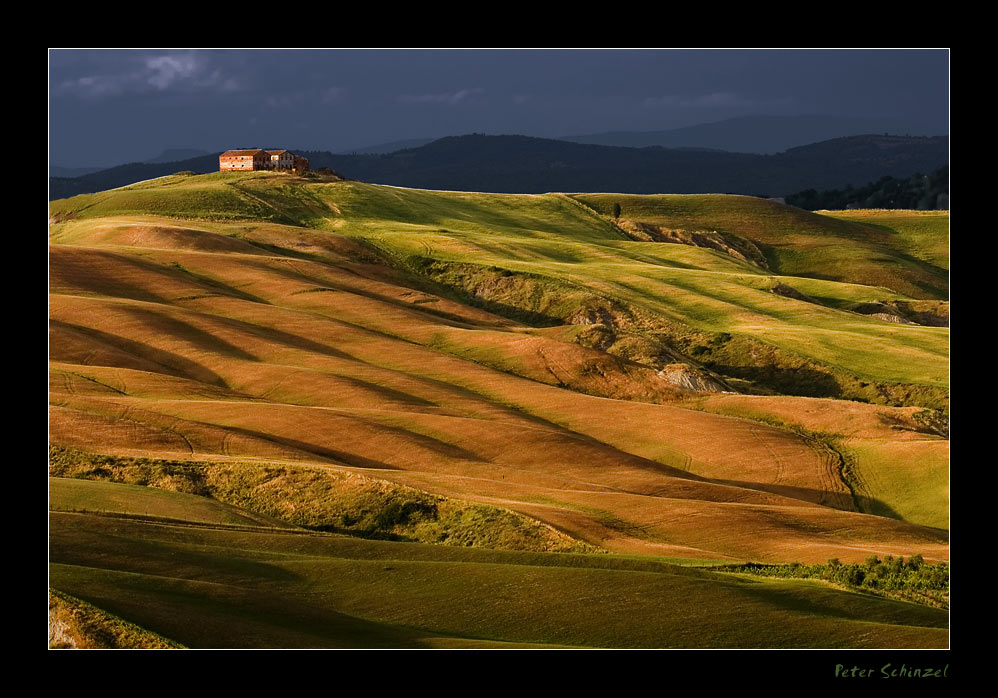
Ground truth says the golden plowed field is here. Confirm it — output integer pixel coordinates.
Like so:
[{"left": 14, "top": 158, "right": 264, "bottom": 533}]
[{"left": 49, "top": 175, "right": 948, "bottom": 564}]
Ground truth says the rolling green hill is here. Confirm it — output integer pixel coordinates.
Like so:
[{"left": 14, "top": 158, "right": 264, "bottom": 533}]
[
  {"left": 50, "top": 174, "right": 948, "bottom": 405},
  {"left": 49, "top": 479, "right": 947, "bottom": 649},
  {"left": 49, "top": 171, "right": 948, "bottom": 648}
]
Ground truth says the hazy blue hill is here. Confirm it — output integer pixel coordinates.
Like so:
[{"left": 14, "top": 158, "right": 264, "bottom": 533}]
[
  {"left": 50, "top": 165, "right": 105, "bottom": 178},
  {"left": 324, "top": 134, "right": 948, "bottom": 196},
  {"left": 561, "top": 115, "right": 946, "bottom": 153},
  {"left": 49, "top": 134, "right": 948, "bottom": 200},
  {"left": 325, "top": 135, "right": 754, "bottom": 193},
  {"left": 338, "top": 138, "right": 436, "bottom": 154},
  {"left": 49, "top": 154, "right": 224, "bottom": 200}
]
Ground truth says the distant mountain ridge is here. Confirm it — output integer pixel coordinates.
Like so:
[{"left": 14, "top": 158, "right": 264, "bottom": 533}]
[
  {"left": 338, "top": 138, "right": 437, "bottom": 154},
  {"left": 49, "top": 133, "right": 948, "bottom": 201},
  {"left": 561, "top": 115, "right": 946, "bottom": 154},
  {"left": 51, "top": 149, "right": 211, "bottom": 176},
  {"left": 51, "top": 154, "right": 223, "bottom": 200},
  {"left": 50, "top": 165, "right": 105, "bottom": 178},
  {"left": 295, "top": 134, "right": 948, "bottom": 197}
]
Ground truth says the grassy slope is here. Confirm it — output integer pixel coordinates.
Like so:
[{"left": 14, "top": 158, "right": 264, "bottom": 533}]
[
  {"left": 690, "top": 394, "right": 949, "bottom": 530},
  {"left": 49, "top": 173, "right": 948, "bottom": 562},
  {"left": 819, "top": 210, "right": 949, "bottom": 274},
  {"left": 49, "top": 456, "right": 599, "bottom": 553},
  {"left": 51, "top": 177, "right": 948, "bottom": 393},
  {"left": 841, "top": 440, "right": 949, "bottom": 530},
  {"left": 574, "top": 194, "right": 948, "bottom": 299},
  {"left": 49, "top": 498, "right": 948, "bottom": 649},
  {"left": 50, "top": 476, "right": 299, "bottom": 529},
  {"left": 49, "top": 588, "right": 184, "bottom": 649},
  {"left": 331, "top": 185, "right": 947, "bottom": 390}
]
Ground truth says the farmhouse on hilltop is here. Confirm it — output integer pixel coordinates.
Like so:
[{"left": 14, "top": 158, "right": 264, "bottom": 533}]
[{"left": 219, "top": 149, "right": 310, "bottom": 173}]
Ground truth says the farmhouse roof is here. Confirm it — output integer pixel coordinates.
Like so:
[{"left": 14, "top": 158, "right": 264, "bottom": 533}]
[
  {"left": 266, "top": 149, "right": 290, "bottom": 155},
  {"left": 221, "top": 149, "right": 266, "bottom": 156}
]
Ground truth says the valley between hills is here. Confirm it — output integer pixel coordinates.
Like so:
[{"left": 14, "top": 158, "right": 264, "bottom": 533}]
[{"left": 48, "top": 170, "right": 949, "bottom": 649}]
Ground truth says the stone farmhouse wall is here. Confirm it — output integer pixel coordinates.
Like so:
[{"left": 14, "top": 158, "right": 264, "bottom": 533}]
[{"left": 220, "top": 149, "right": 309, "bottom": 173}]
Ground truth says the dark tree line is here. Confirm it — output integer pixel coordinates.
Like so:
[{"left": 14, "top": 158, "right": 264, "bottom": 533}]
[{"left": 786, "top": 166, "right": 949, "bottom": 211}]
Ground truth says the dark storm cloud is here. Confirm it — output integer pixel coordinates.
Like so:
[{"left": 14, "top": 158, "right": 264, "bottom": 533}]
[
  {"left": 397, "top": 88, "right": 487, "bottom": 106},
  {"left": 49, "top": 48, "right": 949, "bottom": 168},
  {"left": 51, "top": 50, "right": 245, "bottom": 98}
]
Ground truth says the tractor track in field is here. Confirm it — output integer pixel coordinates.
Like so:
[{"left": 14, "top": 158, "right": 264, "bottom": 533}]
[
  {"left": 118, "top": 404, "right": 197, "bottom": 456},
  {"left": 537, "top": 346, "right": 570, "bottom": 387},
  {"left": 681, "top": 454, "right": 693, "bottom": 473},
  {"left": 59, "top": 371, "right": 77, "bottom": 396},
  {"left": 810, "top": 438, "right": 854, "bottom": 510},
  {"left": 750, "top": 425, "right": 786, "bottom": 486},
  {"left": 822, "top": 439, "right": 866, "bottom": 513}
]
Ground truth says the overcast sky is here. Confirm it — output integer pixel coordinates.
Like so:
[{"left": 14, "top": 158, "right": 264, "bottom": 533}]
[{"left": 48, "top": 48, "right": 950, "bottom": 167}]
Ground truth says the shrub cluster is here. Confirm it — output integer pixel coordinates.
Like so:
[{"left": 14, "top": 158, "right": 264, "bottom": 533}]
[
  {"left": 723, "top": 554, "right": 949, "bottom": 607},
  {"left": 49, "top": 446, "right": 600, "bottom": 554}
]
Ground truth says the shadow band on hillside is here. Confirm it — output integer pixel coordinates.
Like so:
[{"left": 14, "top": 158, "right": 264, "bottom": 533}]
[
  {"left": 706, "top": 478, "right": 948, "bottom": 535},
  {"left": 50, "top": 319, "right": 233, "bottom": 389},
  {"left": 218, "top": 424, "right": 402, "bottom": 470}
]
